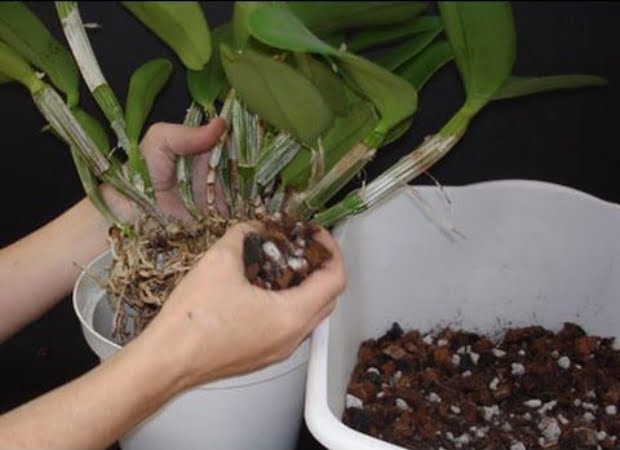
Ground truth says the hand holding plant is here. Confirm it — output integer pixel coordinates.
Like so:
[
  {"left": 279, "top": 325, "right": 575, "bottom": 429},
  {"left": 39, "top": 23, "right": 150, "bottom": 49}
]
[{"left": 140, "top": 223, "right": 346, "bottom": 388}]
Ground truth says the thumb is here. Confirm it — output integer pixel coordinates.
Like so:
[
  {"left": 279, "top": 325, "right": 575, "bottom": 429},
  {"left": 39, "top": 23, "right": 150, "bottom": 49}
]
[{"left": 141, "top": 117, "right": 227, "bottom": 158}]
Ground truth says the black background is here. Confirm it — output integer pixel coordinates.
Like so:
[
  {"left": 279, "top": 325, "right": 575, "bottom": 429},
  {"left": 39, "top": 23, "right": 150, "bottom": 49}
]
[{"left": 0, "top": 2, "right": 619, "bottom": 449}]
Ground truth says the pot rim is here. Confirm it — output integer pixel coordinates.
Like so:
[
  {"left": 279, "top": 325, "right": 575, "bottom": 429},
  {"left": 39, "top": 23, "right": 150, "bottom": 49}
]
[{"left": 73, "top": 252, "right": 310, "bottom": 391}]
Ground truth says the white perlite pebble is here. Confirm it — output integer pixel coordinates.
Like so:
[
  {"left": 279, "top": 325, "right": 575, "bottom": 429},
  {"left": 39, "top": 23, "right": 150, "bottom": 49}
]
[
  {"left": 395, "top": 398, "right": 409, "bottom": 411},
  {"left": 392, "top": 370, "right": 402, "bottom": 384},
  {"left": 453, "top": 433, "right": 471, "bottom": 448},
  {"left": 551, "top": 350, "right": 560, "bottom": 359},
  {"left": 367, "top": 367, "right": 380, "bottom": 376},
  {"left": 586, "top": 390, "right": 597, "bottom": 399},
  {"left": 518, "top": 349, "right": 526, "bottom": 356},
  {"left": 345, "top": 394, "right": 363, "bottom": 409},
  {"left": 524, "top": 399, "right": 542, "bottom": 408},
  {"left": 538, "top": 400, "right": 557, "bottom": 415},
  {"left": 450, "top": 405, "right": 461, "bottom": 415},
  {"left": 492, "top": 348, "right": 507, "bottom": 358},
  {"left": 287, "top": 257, "right": 308, "bottom": 271},
  {"left": 376, "top": 392, "right": 385, "bottom": 399},
  {"left": 475, "top": 426, "right": 489, "bottom": 438},
  {"left": 452, "top": 354, "right": 461, "bottom": 366},
  {"left": 558, "top": 414, "right": 569, "bottom": 425},
  {"left": 511, "top": 363, "right": 526, "bottom": 376},
  {"left": 597, "top": 431, "right": 608, "bottom": 441},
  {"left": 428, "top": 392, "right": 442, "bottom": 403},
  {"left": 583, "top": 412, "right": 596, "bottom": 422},
  {"left": 461, "top": 370, "right": 472, "bottom": 378},
  {"left": 510, "top": 442, "right": 526, "bottom": 450},
  {"left": 470, "top": 351, "right": 480, "bottom": 365},
  {"left": 423, "top": 334, "right": 434, "bottom": 345},
  {"left": 605, "top": 405, "right": 617, "bottom": 415},
  {"left": 523, "top": 412, "right": 532, "bottom": 421},
  {"left": 539, "top": 417, "right": 562, "bottom": 444},
  {"left": 437, "top": 338, "right": 448, "bottom": 347},
  {"left": 489, "top": 377, "right": 500, "bottom": 391},
  {"left": 582, "top": 402, "right": 598, "bottom": 412},
  {"left": 482, "top": 405, "right": 500, "bottom": 422},
  {"left": 262, "top": 241, "right": 285, "bottom": 265},
  {"left": 574, "top": 398, "right": 582, "bottom": 407},
  {"left": 557, "top": 356, "right": 571, "bottom": 369}
]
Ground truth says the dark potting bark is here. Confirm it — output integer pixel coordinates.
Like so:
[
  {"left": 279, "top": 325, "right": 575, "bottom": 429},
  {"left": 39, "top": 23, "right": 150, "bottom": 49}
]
[{"left": 343, "top": 322, "right": 620, "bottom": 449}]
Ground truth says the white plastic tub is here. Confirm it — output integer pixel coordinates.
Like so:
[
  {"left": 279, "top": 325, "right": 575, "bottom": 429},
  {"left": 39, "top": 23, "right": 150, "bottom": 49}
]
[
  {"left": 305, "top": 180, "right": 620, "bottom": 450},
  {"left": 74, "top": 252, "right": 309, "bottom": 450}
]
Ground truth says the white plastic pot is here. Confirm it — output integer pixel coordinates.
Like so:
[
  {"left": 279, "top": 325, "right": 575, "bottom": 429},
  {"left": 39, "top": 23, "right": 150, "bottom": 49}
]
[
  {"left": 73, "top": 251, "right": 309, "bottom": 450},
  {"left": 305, "top": 180, "right": 620, "bottom": 450}
]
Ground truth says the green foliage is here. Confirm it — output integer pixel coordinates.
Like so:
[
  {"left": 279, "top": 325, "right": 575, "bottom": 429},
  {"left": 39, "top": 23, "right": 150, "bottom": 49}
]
[
  {"left": 376, "top": 29, "right": 442, "bottom": 71},
  {"left": 288, "top": 2, "right": 428, "bottom": 35},
  {"left": 0, "top": 40, "right": 43, "bottom": 93},
  {"left": 396, "top": 40, "right": 453, "bottom": 90},
  {"left": 125, "top": 58, "right": 173, "bottom": 144},
  {"left": 220, "top": 45, "right": 333, "bottom": 144},
  {"left": 347, "top": 15, "right": 442, "bottom": 52},
  {"left": 492, "top": 75, "right": 607, "bottom": 101},
  {"left": 0, "top": 2, "right": 79, "bottom": 105},
  {"left": 122, "top": 1, "right": 211, "bottom": 70},
  {"left": 186, "top": 24, "right": 232, "bottom": 111},
  {"left": 439, "top": 1, "right": 515, "bottom": 113}
]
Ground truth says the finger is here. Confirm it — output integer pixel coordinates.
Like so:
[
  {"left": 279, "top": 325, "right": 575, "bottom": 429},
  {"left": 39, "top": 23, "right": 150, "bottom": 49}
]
[
  {"left": 301, "top": 296, "right": 337, "bottom": 339},
  {"left": 141, "top": 118, "right": 226, "bottom": 158}
]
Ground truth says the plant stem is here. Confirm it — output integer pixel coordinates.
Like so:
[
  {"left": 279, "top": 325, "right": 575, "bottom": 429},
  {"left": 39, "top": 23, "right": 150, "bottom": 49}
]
[
  {"left": 33, "top": 84, "right": 166, "bottom": 225},
  {"left": 286, "top": 141, "right": 376, "bottom": 219},
  {"left": 176, "top": 102, "right": 205, "bottom": 221},
  {"left": 70, "top": 146, "right": 122, "bottom": 226},
  {"left": 56, "top": 1, "right": 153, "bottom": 197},
  {"left": 315, "top": 107, "right": 472, "bottom": 228}
]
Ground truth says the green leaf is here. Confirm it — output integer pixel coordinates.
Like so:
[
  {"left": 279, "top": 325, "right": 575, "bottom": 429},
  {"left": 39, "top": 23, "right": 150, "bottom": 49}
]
[
  {"left": 396, "top": 40, "right": 453, "bottom": 90},
  {"left": 72, "top": 107, "right": 110, "bottom": 153},
  {"left": 125, "top": 58, "right": 173, "bottom": 144},
  {"left": 293, "top": 53, "right": 349, "bottom": 115},
  {"left": 375, "top": 29, "right": 442, "bottom": 71},
  {"left": 492, "top": 75, "right": 608, "bottom": 101},
  {"left": 232, "top": 1, "right": 264, "bottom": 49},
  {"left": 0, "top": 2, "right": 79, "bottom": 105},
  {"left": 282, "top": 101, "right": 378, "bottom": 189},
  {"left": 347, "top": 15, "right": 442, "bottom": 52},
  {"left": 439, "top": 1, "right": 515, "bottom": 113},
  {"left": 220, "top": 44, "right": 333, "bottom": 144},
  {"left": 338, "top": 53, "right": 417, "bottom": 137},
  {"left": 0, "top": 41, "right": 43, "bottom": 93},
  {"left": 0, "top": 71, "right": 12, "bottom": 84},
  {"left": 122, "top": 2, "right": 211, "bottom": 70},
  {"left": 186, "top": 23, "right": 232, "bottom": 110},
  {"left": 288, "top": 2, "right": 428, "bottom": 35},
  {"left": 249, "top": 3, "right": 338, "bottom": 55},
  {"left": 382, "top": 117, "right": 414, "bottom": 146}
]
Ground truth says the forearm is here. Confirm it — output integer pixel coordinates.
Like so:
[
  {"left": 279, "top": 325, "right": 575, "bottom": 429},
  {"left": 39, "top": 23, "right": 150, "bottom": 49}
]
[
  {"left": 0, "top": 334, "right": 184, "bottom": 449},
  {"left": 0, "top": 185, "right": 131, "bottom": 341}
]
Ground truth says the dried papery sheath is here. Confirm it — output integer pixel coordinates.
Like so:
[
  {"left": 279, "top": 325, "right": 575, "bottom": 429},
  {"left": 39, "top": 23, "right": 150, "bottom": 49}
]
[
  {"left": 33, "top": 85, "right": 109, "bottom": 175},
  {"left": 255, "top": 133, "right": 301, "bottom": 188},
  {"left": 176, "top": 102, "right": 205, "bottom": 220}
]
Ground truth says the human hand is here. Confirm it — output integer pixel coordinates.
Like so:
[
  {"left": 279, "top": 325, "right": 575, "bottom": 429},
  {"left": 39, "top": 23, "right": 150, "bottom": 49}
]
[
  {"left": 136, "top": 222, "right": 347, "bottom": 390},
  {"left": 103, "top": 118, "right": 227, "bottom": 222}
]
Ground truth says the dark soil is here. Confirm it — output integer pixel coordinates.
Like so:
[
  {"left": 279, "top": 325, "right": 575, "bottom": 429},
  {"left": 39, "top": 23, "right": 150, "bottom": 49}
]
[
  {"left": 343, "top": 322, "right": 620, "bottom": 449},
  {"left": 243, "top": 218, "right": 331, "bottom": 290}
]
